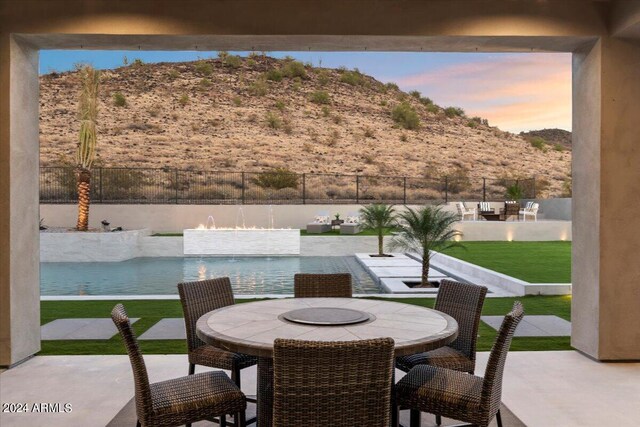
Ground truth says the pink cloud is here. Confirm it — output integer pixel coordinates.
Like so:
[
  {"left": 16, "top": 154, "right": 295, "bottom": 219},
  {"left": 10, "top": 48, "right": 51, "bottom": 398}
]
[{"left": 397, "top": 54, "right": 571, "bottom": 132}]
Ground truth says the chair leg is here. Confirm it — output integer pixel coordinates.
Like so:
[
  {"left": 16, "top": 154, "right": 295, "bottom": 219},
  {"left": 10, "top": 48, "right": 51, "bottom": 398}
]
[
  {"left": 410, "top": 409, "right": 421, "bottom": 427},
  {"left": 237, "top": 410, "right": 246, "bottom": 427},
  {"left": 496, "top": 409, "right": 503, "bottom": 427},
  {"left": 136, "top": 420, "right": 141, "bottom": 427},
  {"left": 435, "top": 414, "right": 442, "bottom": 426},
  {"left": 220, "top": 415, "right": 226, "bottom": 427},
  {"left": 188, "top": 363, "right": 195, "bottom": 375}
]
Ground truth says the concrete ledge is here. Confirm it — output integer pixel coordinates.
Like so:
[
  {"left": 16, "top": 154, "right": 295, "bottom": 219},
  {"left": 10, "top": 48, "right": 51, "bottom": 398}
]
[
  {"left": 430, "top": 252, "right": 571, "bottom": 296},
  {"left": 40, "top": 229, "right": 151, "bottom": 262}
]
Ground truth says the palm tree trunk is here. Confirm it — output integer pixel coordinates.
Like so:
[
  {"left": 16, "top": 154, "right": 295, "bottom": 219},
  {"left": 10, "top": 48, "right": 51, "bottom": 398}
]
[
  {"left": 378, "top": 231, "right": 384, "bottom": 256},
  {"left": 422, "top": 256, "right": 430, "bottom": 285},
  {"left": 76, "top": 168, "right": 91, "bottom": 231}
]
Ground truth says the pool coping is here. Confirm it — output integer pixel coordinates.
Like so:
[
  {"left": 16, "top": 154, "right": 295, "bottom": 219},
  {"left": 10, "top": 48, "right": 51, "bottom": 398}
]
[{"left": 40, "top": 293, "right": 440, "bottom": 301}]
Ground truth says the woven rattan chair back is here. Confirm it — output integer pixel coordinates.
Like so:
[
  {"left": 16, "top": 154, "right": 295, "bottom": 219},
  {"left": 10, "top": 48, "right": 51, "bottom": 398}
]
[
  {"left": 435, "top": 279, "right": 488, "bottom": 363},
  {"left": 293, "top": 273, "right": 353, "bottom": 298},
  {"left": 481, "top": 301, "right": 524, "bottom": 418},
  {"left": 178, "top": 277, "right": 235, "bottom": 353},
  {"left": 111, "top": 304, "right": 153, "bottom": 425},
  {"left": 273, "top": 338, "right": 394, "bottom": 427}
]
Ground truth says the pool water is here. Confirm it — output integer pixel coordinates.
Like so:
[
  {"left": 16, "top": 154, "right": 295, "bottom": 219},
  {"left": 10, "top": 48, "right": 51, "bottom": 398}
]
[{"left": 40, "top": 256, "right": 382, "bottom": 296}]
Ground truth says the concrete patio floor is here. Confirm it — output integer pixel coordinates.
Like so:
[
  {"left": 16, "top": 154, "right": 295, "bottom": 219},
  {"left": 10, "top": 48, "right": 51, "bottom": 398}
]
[{"left": 1, "top": 351, "right": 639, "bottom": 426}]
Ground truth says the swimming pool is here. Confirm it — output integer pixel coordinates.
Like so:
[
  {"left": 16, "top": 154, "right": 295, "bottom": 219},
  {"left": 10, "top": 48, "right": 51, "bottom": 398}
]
[{"left": 40, "top": 256, "right": 383, "bottom": 296}]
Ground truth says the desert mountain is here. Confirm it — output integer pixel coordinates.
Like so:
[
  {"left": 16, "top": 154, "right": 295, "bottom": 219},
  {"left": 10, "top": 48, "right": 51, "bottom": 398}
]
[{"left": 39, "top": 54, "right": 571, "bottom": 197}]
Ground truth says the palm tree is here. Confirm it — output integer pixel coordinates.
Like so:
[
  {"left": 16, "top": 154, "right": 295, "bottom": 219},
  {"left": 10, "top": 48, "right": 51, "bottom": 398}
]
[
  {"left": 389, "top": 205, "right": 462, "bottom": 285},
  {"left": 75, "top": 65, "right": 100, "bottom": 231},
  {"left": 359, "top": 204, "right": 396, "bottom": 256}
]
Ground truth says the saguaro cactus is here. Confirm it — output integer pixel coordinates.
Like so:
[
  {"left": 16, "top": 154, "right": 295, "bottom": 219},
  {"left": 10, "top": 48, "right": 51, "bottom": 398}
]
[{"left": 75, "top": 65, "right": 100, "bottom": 231}]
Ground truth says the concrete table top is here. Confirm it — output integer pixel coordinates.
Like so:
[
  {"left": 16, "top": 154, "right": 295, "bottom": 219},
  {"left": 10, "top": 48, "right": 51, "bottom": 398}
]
[{"left": 196, "top": 298, "right": 458, "bottom": 357}]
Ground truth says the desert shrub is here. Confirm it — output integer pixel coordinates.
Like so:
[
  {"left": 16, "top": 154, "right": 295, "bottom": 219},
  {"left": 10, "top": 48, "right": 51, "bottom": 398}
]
[
  {"left": 310, "top": 90, "right": 331, "bottom": 104},
  {"left": 178, "top": 94, "right": 189, "bottom": 106},
  {"left": 332, "top": 114, "right": 343, "bottom": 125},
  {"left": 391, "top": 102, "right": 420, "bottom": 130},
  {"left": 265, "top": 69, "right": 283, "bottom": 81},
  {"left": 340, "top": 69, "right": 366, "bottom": 86},
  {"left": 426, "top": 103, "right": 439, "bottom": 114},
  {"left": 409, "top": 90, "right": 421, "bottom": 99},
  {"left": 419, "top": 96, "right": 433, "bottom": 106},
  {"left": 554, "top": 143, "right": 564, "bottom": 152},
  {"left": 321, "top": 106, "right": 331, "bottom": 117},
  {"left": 112, "top": 92, "right": 127, "bottom": 107},
  {"left": 444, "top": 106, "right": 465, "bottom": 118},
  {"left": 132, "top": 58, "right": 144, "bottom": 67},
  {"left": 249, "top": 79, "right": 268, "bottom": 96},
  {"left": 283, "top": 118, "right": 293, "bottom": 135},
  {"left": 380, "top": 99, "right": 388, "bottom": 106},
  {"left": 167, "top": 69, "right": 179, "bottom": 80},
  {"left": 385, "top": 82, "right": 399, "bottom": 91},
  {"left": 252, "top": 167, "right": 299, "bottom": 190},
  {"left": 223, "top": 55, "right": 242, "bottom": 68},
  {"left": 400, "top": 133, "right": 408, "bottom": 142},
  {"left": 265, "top": 111, "right": 282, "bottom": 129},
  {"left": 198, "top": 78, "right": 212, "bottom": 90},
  {"left": 102, "top": 169, "right": 145, "bottom": 195},
  {"left": 317, "top": 69, "right": 330, "bottom": 86},
  {"left": 505, "top": 183, "right": 524, "bottom": 200},
  {"left": 446, "top": 168, "right": 472, "bottom": 194},
  {"left": 274, "top": 100, "right": 286, "bottom": 111},
  {"left": 194, "top": 60, "right": 213, "bottom": 76},
  {"left": 217, "top": 51, "right": 229, "bottom": 60},
  {"left": 529, "top": 136, "right": 547, "bottom": 151},
  {"left": 232, "top": 96, "right": 242, "bottom": 107},
  {"left": 327, "top": 128, "right": 340, "bottom": 146},
  {"left": 282, "top": 61, "right": 307, "bottom": 79},
  {"left": 467, "top": 120, "right": 478, "bottom": 128}
]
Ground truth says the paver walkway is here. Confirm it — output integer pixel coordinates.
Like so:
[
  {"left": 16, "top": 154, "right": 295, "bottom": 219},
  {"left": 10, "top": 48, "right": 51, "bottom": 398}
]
[
  {"left": 138, "top": 318, "right": 186, "bottom": 340},
  {"left": 482, "top": 315, "right": 571, "bottom": 337},
  {"left": 41, "top": 318, "right": 139, "bottom": 340}
]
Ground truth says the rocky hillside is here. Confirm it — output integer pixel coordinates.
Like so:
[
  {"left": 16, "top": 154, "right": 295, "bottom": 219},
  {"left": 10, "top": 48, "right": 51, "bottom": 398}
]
[
  {"left": 39, "top": 54, "right": 572, "bottom": 197},
  {"left": 520, "top": 128, "right": 572, "bottom": 151}
]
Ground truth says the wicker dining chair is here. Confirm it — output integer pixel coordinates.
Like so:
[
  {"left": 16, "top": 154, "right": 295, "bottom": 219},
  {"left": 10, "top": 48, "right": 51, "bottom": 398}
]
[
  {"left": 394, "top": 302, "right": 524, "bottom": 427},
  {"left": 396, "top": 280, "right": 488, "bottom": 374},
  {"left": 111, "top": 304, "right": 247, "bottom": 427},
  {"left": 178, "top": 278, "right": 257, "bottom": 382},
  {"left": 273, "top": 338, "right": 395, "bottom": 427},
  {"left": 293, "top": 273, "right": 353, "bottom": 298}
]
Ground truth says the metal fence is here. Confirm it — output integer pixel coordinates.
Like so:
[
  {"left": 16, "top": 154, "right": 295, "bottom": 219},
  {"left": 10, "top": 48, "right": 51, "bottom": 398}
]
[{"left": 40, "top": 166, "right": 536, "bottom": 205}]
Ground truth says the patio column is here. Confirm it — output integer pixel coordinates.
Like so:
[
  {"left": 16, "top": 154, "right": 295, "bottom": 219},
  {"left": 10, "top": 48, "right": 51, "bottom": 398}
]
[
  {"left": 572, "top": 35, "right": 640, "bottom": 360},
  {"left": 0, "top": 35, "right": 41, "bottom": 367}
]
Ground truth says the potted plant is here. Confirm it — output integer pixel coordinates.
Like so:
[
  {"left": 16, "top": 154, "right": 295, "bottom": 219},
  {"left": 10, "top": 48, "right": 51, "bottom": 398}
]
[
  {"left": 389, "top": 205, "right": 462, "bottom": 285},
  {"left": 359, "top": 204, "right": 396, "bottom": 257}
]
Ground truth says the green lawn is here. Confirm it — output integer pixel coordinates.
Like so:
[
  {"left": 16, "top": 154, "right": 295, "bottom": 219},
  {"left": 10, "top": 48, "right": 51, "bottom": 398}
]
[
  {"left": 441, "top": 241, "right": 571, "bottom": 283},
  {"left": 39, "top": 296, "right": 572, "bottom": 355},
  {"left": 153, "top": 229, "right": 396, "bottom": 237}
]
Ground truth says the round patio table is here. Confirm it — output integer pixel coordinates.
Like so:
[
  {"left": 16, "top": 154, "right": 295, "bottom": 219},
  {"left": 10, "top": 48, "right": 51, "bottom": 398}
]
[{"left": 196, "top": 298, "right": 458, "bottom": 427}]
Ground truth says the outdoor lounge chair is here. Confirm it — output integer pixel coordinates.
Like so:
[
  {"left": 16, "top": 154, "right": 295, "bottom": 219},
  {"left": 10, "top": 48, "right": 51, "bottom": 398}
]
[
  {"left": 501, "top": 200, "right": 520, "bottom": 221},
  {"left": 177, "top": 277, "right": 258, "bottom": 425},
  {"left": 111, "top": 304, "right": 247, "bottom": 427},
  {"left": 340, "top": 212, "right": 362, "bottom": 234},
  {"left": 478, "top": 201, "right": 494, "bottom": 213},
  {"left": 394, "top": 302, "right": 524, "bottom": 427},
  {"left": 273, "top": 338, "right": 395, "bottom": 427},
  {"left": 306, "top": 211, "right": 332, "bottom": 233},
  {"left": 519, "top": 201, "right": 539, "bottom": 221},
  {"left": 457, "top": 202, "right": 476, "bottom": 221},
  {"left": 294, "top": 273, "right": 353, "bottom": 298}
]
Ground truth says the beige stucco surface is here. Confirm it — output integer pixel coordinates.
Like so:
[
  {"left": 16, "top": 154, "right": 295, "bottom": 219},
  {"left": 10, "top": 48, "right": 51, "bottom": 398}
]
[{"left": 2, "top": 0, "right": 640, "bottom": 364}]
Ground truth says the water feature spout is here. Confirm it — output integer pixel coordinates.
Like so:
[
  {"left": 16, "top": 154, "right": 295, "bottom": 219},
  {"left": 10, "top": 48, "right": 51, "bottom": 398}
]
[
  {"left": 206, "top": 215, "right": 216, "bottom": 230},
  {"left": 236, "top": 206, "right": 246, "bottom": 229}
]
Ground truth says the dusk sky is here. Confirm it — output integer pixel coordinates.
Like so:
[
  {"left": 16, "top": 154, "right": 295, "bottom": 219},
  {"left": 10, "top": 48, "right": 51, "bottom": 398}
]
[{"left": 40, "top": 50, "right": 571, "bottom": 133}]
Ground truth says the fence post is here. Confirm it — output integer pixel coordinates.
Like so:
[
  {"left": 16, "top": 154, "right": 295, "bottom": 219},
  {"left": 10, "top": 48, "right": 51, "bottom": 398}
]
[
  {"left": 241, "top": 172, "right": 245, "bottom": 204},
  {"left": 302, "top": 173, "right": 306, "bottom": 204},
  {"left": 175, "top": 168, "right": 179, "bottom": 204},
  {"left": 444, "top": 176, "right": 448, "bottom": 204},
  {"left": 356, "top": 175, "right": 360, "bottom": 204},
  {"left": 403, "top": 177, "right": 407, "bottom": 204},
  {"left": 482, "top": 178, "right": 486, "bottom": 202},
  {"left": 99, "top": 167, "right": 103, "bottom": 203}
]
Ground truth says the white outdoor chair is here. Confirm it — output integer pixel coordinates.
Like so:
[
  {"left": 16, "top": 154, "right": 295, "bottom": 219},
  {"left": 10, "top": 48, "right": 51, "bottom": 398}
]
[
  {"left": 520, "top": 202, "right": 539, "bottom": 221},
  {"left": 456, "top": 202, "right": 476, "bottom": 221}
]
